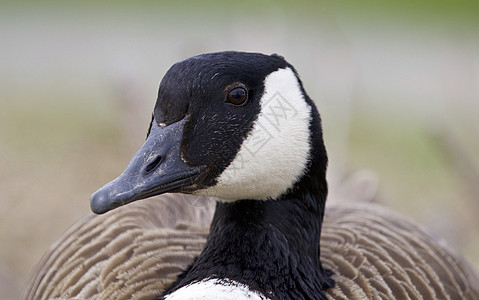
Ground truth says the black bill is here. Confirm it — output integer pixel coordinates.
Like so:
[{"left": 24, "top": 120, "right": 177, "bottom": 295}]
[{"left": 90, "top": 116, "right": 204, "bottom": 214}]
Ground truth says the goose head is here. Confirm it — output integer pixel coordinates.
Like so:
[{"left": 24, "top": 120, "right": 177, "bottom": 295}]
[
  {"left": 90, "top": 51, "right": 333, "bottom": 298},
  {"left": 91, "top": 51, "right": 328, "bottom": 213}
]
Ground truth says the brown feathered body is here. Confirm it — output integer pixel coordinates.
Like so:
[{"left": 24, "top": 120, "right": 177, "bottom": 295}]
[{"left": 23, "top": 194, "right": 479, "bottom": 300}]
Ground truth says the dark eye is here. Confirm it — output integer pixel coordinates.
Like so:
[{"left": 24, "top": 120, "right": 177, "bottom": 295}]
[{"left": 226, "top": 87, "right": 248, "bottom": 106}]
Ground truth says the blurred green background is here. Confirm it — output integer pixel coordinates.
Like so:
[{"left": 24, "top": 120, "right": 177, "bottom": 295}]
[{"left": 1, "top": 1, "right": 478, "bottom": 298}]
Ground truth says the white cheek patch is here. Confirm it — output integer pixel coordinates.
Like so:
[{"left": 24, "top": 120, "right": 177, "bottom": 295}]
[
  {"left": 164, "top": 278, "right": 270, "bottom": 300},
  {"left": 195, "top": 67, "right": 312, "bottom": 201}
]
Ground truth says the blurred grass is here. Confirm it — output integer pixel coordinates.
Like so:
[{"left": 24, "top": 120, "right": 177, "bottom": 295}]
[
  {"left": 1, "top": 99, "right": 118, "bottom": 157},
  {"left": 347, "top": 108, "right": 479, "bottom": 268},
  {"left": 0, "top": 97, "right": 124, "bottom": 277},
  {"left": 0, "top": 1, "right": 478, "bottom": 299},
  {"left": 3, "top": 0, "right": 479, "bottom": 18}
]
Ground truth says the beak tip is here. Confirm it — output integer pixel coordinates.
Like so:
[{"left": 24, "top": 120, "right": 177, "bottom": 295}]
[{"left": 90, "top": 188, "right": 112, "bottom": 215}]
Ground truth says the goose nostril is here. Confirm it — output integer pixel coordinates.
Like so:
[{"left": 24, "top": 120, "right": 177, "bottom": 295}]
[{"left": 145, "top": 155, "right": 163, "bottom": 173}]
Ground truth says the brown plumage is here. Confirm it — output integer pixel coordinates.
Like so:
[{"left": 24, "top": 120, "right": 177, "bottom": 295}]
[{"left": 23, "top": 194, "right": 479, "bottom": 300}]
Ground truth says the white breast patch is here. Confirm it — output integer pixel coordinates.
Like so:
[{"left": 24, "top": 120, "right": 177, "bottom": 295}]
[{"left": 164, "top": 278, "right": 271, "bottom": 300}]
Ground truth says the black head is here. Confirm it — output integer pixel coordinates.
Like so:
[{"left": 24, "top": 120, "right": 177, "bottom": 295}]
[{"left": 91, "top": 51, "right": 327, "bottom": 214}]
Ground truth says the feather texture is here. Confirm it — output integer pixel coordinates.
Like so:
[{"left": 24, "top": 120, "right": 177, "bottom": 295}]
[{"left": 23, "top": 194, "right": 479, "bottom": 300}]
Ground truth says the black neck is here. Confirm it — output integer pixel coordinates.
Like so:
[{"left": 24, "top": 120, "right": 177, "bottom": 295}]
[
  {"left": 162, "top": 96, "right": 333, "bottom": 299},
  {"left": 163, "top": 175, "right": 334, "bottom": 299}
]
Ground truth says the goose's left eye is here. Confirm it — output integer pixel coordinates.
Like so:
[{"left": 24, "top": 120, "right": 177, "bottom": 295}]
[{"left": 226, "top": 87, "right": 248, "bottom": 107}]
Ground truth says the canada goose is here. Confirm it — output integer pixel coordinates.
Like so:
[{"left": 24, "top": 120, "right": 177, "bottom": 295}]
[{"left": 23, "top": 51, "right": 479, "bottom": 299}]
